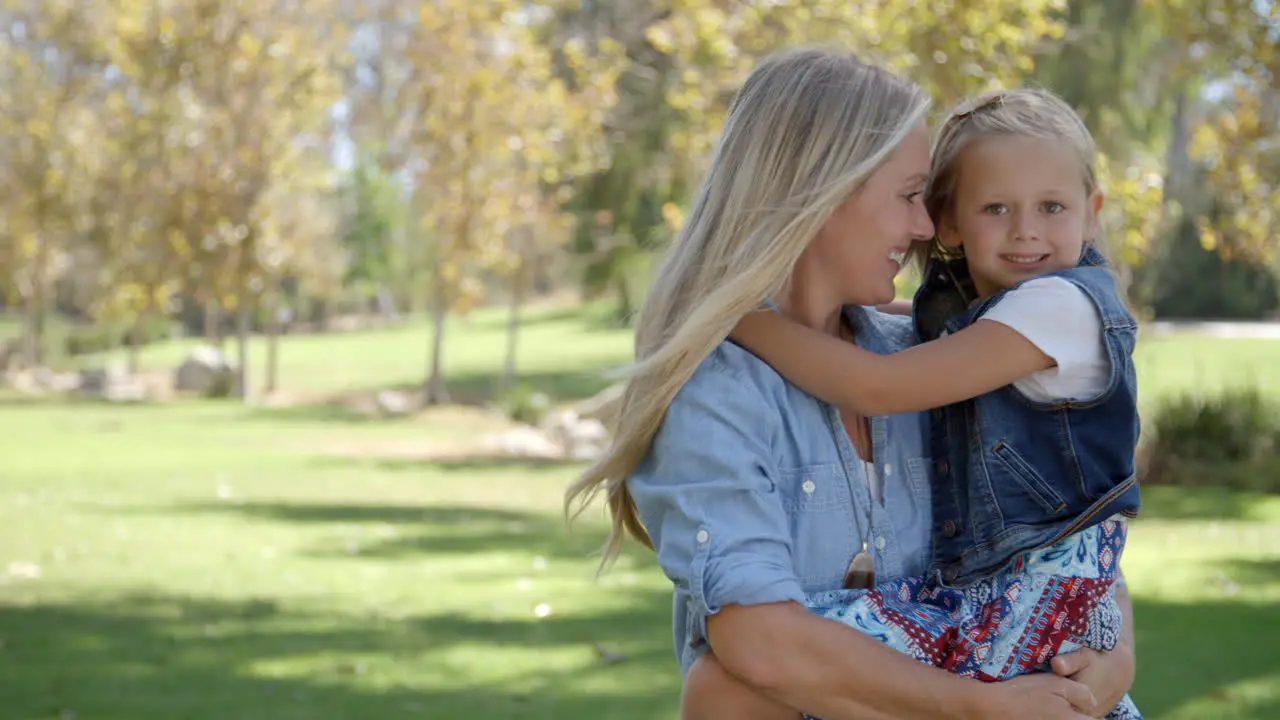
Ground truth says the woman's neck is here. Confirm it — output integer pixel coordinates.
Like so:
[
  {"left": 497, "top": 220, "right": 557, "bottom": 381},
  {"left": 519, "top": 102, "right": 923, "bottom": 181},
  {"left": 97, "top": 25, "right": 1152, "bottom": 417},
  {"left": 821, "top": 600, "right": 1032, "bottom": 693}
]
[{"left": 775, "top": 286, "right": 844, "bottom": 337}]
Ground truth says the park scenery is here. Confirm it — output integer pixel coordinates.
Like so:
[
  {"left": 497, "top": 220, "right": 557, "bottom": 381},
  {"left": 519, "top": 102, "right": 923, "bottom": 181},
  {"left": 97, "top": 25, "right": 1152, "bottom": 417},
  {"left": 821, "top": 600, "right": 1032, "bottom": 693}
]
[{"left": 2, "top": 1, "right": 1279, "bottom": 719}]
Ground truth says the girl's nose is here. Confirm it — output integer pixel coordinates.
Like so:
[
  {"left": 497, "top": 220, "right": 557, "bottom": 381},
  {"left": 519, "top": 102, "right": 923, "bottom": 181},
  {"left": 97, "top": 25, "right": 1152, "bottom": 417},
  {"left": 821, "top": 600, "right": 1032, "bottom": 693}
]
[{"left": 1013, "top": 211, "right": 1039, "bottom": 241}]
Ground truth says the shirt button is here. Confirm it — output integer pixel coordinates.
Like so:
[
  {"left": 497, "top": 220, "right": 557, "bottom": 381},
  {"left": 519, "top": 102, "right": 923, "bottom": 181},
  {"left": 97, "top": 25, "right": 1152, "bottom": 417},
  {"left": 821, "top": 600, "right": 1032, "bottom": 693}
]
[
  {"left": 942, "top": 519, "right": 958, "bottom": 538},
  {"left": 882, "top": 464, "right": 892, "bottom": 478},
  {"left": 874, "top": 536, "right": 886, "bottom": 551},
  {"left": 801, "top": 479, "right": 816, "bottom": 494},
  {"left": 696, "top": 529, "right": 709, "bottom": 545}
]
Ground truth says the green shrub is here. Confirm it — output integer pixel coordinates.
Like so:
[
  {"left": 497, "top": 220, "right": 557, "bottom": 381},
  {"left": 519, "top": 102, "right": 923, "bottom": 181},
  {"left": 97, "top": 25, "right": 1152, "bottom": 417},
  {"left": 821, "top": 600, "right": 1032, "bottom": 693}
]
[
  {"left": 62, "top": 318, "right": 175, "bottom": 357},
  {"left": 1141, "top": 215, "right": 1280, "bottom": 320},
  {"left": 498, "top": 383, "right": 552, "bottom": 426},
  {"left": 204, "top": 370, "right": 236, "bottom": 399},
  {"left": 1144, "top": 386, "right": 1280, "bottom": 492}
]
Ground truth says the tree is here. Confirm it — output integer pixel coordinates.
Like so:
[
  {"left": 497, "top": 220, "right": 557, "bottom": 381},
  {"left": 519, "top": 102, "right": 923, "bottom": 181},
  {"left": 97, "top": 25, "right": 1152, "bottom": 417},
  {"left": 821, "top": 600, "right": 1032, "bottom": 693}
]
[
  {"left": 401, "top": 2, "right": 619, "bottom": 404},
  {"left": 0, "top": 0, "right": 104, "bottom": 367},
  {"left": 254, "top": 170, "right": 342, "bottom": 395},
  {"left": 555, "top": 0, "right": 1071, "bottom": 320},
  {"left": 171, "top": 0, "right": 345, "bottom": 398},
  {"left": 340, "top": 1, "right": 432, "bottom": 319}
]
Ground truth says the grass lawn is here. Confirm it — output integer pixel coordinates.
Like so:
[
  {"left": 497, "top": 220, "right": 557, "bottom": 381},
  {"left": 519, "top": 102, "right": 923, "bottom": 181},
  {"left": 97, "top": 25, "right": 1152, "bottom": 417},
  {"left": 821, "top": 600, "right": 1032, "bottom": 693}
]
[{"left": 1, "top": 303, "right": 1279, "bottom": 719}]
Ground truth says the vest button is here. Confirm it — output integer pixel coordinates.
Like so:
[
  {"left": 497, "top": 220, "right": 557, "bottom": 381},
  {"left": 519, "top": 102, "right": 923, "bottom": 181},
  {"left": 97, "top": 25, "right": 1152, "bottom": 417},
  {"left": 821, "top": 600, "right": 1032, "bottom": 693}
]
[
  {"left": 935, "top": 459, "right": 949, "bottom": 477},
  {"left": 942, "top": 519, "right": 958, "bottom": 538}
]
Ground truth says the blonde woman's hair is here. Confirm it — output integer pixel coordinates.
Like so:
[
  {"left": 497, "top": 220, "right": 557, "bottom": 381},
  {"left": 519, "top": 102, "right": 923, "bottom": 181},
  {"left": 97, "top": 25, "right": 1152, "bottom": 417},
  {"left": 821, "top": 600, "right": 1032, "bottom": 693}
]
[
  {"left": 564, "top": 47, "right": 930, "bottom": 566},
  {"left": 919, "top": 87, "right": 1102, "bottom": 266}
]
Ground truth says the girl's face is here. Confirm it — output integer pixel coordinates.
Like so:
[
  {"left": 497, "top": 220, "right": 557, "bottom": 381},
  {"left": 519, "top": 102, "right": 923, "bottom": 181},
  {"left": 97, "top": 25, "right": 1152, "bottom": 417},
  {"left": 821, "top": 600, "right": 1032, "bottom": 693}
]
[
  {"left": 939, "top": 135, "right": 1103, "bottom": 299},
  {"left": 797, "top": 120, "right": 935, "bottom": 313}
]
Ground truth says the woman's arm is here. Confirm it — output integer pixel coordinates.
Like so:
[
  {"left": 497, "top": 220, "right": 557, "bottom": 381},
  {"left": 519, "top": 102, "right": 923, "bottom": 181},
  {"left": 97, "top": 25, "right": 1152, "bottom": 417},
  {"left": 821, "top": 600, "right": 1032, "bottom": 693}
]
[
  {"left": 630, "top": 362, "right": 1093, "bottom": 720},
  {"left": 709, "top": 601, "right": 1098, "bottom": 720},
  {"left": 731, "top": 310, "right": 1052, "bottom": 416}
]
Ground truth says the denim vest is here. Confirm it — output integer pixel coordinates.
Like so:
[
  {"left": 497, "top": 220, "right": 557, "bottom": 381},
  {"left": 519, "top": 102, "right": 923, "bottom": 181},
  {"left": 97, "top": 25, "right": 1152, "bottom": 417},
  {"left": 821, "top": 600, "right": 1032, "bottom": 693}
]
[{"left": 911, "top": 246, "right": 1142, "bottom": 586}]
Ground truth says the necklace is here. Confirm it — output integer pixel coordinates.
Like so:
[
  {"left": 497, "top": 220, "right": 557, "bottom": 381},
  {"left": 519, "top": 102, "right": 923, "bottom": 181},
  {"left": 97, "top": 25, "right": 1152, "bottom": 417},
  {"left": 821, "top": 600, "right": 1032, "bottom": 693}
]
[{"left": 837, "top": 316, "right": 877, "bottom": 590}]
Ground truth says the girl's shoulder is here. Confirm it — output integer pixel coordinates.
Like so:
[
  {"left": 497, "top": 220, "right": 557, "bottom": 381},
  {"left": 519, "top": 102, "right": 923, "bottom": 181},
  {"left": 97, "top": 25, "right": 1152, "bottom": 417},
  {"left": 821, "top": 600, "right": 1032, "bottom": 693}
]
[{"left": 1042, "top": 266, "right": 1138, "bottom": 331}]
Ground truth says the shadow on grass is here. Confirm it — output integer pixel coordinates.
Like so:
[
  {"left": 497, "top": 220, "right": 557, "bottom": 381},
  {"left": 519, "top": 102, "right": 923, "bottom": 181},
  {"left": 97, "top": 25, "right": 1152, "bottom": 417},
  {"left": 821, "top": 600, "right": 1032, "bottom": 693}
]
[
  {"left": 32, "top": 490, "right": 1280, "bottom": 719},
  {"left": 0, "top": 393, "right": 67, "bottom": 407},
  {"left": 443, "top": 368, "right": 615, "bottom": 405},
  {"left": 237, "top": 368, "right": 615, "bottom": 426},
  {"left": 0, "top": 589, "right": 679, "bottom": 720},
  {"left": 1131, "top": 596, "right": 1280, "bottom": 718},
  {"left": 311, "top": 453, "right": 582, "bottom": 474},
  {"left": 1218, "top": 557, "right": 1280, "bottom": 586},
  {"left": 5, "top": 588, "right": 1277, "bottom": 719},
  {"left": 157, "top": 501, "right": 608, "bottom": 563},
  {"left": 1137, "top": 485, "right": 1277, "bottom": 522},
  {"left": 460, "top": 304, "right": 600, "bottom": 333},
  {"left": 242, "top": 401, "right": 401, "bottom": 425},
  {"left": 459, "top": 301, "right": 629, "bottom": 335}
]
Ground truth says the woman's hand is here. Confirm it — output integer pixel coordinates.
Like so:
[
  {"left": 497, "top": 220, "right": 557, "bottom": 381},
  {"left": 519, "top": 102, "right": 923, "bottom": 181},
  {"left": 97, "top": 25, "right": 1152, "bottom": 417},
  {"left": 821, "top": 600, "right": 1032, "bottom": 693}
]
[
  {"left": 973, "top": 673, "right": 1097, "bottom": 720},
  {"left": 1052, "top": 570, "right": 1135, "bottom": 716},
  {"left": 1052, "top": 644, "right": 1136, "bottom": 718}
]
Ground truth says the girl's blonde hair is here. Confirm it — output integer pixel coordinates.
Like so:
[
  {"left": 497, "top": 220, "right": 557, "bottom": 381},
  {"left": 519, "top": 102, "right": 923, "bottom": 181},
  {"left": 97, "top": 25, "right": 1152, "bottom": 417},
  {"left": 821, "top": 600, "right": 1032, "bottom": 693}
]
[
  {"left": 564, "top": 47, "right": 930, "bottom": 565},
  {"left": 919, "top": 87, "right": 1101, "bottom": 265}
]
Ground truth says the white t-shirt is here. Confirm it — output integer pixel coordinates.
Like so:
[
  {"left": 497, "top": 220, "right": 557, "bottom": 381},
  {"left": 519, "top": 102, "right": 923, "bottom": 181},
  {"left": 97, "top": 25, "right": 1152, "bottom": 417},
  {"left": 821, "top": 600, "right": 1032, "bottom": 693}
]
[{"left": 979, "top": 277, "right": 1111, "bottom": 402}]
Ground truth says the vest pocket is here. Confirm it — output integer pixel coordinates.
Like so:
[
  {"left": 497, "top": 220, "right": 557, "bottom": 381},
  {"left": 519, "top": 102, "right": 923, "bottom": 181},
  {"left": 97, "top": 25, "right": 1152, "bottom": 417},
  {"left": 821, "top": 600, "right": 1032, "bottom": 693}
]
[{"left": 991, "top": 440, "right": 1069, "bottom": 516}]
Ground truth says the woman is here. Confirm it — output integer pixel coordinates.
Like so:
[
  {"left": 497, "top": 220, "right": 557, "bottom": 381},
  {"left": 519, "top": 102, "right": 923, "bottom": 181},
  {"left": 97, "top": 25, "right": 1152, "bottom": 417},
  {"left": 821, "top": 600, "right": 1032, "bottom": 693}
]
[{"left": 565, "top": 48, "right": 1135, "bottom": 719}]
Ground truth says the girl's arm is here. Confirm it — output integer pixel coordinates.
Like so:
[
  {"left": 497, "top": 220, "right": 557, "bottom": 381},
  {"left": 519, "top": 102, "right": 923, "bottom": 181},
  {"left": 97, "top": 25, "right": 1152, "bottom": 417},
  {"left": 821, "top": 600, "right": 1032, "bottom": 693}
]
[
  {"left": 874, "top": 299, "right": 914, "bottom": 316},
  {"left": 730, "top": 311, "right": 1053, "bottom": 416}
]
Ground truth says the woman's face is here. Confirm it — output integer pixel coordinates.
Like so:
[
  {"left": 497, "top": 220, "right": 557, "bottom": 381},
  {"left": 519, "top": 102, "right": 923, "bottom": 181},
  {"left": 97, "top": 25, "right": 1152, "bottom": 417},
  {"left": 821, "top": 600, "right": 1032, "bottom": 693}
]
[{"left": 796, "top": 120, "right": 935, "bottom": 311}]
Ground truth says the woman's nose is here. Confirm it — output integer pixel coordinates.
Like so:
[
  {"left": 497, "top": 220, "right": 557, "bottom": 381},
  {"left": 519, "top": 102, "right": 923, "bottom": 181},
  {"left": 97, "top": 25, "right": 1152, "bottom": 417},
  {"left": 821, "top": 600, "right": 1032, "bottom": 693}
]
[{"left": 912, "top": 203, "right": 935, "bottom": 241}]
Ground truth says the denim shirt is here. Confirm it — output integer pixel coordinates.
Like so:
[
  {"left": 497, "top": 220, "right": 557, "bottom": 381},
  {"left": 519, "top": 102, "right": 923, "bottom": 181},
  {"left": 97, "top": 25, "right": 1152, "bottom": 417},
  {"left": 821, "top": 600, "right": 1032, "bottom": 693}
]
[
  {"left": 628, "top": 307, "right": 933, "bottom": 677},
  {"left": 913, "top": 246, "right": 1142, "bottom": 586}
]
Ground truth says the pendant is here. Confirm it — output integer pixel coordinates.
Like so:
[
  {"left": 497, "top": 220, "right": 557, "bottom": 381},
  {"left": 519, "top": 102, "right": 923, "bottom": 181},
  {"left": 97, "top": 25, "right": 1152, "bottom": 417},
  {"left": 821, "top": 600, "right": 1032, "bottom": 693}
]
[{"left": 842, "top": 542, "right": 876, "bottom": 590}]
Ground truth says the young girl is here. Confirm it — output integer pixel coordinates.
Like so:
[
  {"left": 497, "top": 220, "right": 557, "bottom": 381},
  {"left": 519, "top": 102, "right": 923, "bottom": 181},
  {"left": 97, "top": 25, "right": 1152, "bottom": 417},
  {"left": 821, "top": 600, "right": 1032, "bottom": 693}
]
[{"left": 691, "top": 88, "right": 1143, "bottom": 719}]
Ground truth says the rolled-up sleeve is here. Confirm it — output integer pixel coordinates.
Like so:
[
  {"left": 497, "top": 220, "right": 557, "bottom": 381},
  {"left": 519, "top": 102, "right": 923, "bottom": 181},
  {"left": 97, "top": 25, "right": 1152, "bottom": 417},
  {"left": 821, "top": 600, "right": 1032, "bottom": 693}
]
[{"left": 628, "top": 360, "right": 804, "bottom": 656}]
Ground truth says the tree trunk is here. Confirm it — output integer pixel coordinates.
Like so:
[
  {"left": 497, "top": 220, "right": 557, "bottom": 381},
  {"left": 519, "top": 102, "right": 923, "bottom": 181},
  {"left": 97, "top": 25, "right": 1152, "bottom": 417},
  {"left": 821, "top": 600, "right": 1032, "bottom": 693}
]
[
  {"left": 1164, "top": 88, "right": 1192, "bottom": 209},
  {"left": 235, "top": 286, "right": 252, "bottom": 402},
  {"left": 378, "top": 284, "right": 397, "bottom": 325},
  {"left": 614, "top": 272, "right": 633, "bottom": 326},
  {"left": 423, "top": 263, "right": 449, "bottom": 405},
  {"left": 264, "top": 277, "right": 281, "bottom": 396},
  {"left": 127, "top": 312, "right": 145, "bottom": 375},
  {"left": 22, "top": 235, "right": 51, "bottom": 368},
  {"left": 204, "top": 296, "right": 222, "bottom": 347},
  {"left": 500, "top": 255, "right": 528, "bottom": 394}
]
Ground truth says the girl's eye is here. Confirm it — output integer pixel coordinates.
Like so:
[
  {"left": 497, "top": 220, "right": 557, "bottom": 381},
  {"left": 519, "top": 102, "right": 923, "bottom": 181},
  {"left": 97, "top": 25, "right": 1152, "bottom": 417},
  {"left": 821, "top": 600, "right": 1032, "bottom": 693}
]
[
  {"left": 903, "top": 190, "right": 923, "bottom": 204},
  {"left": 1042, "top": 201, "right": 1065, "bottom": 214},
  {"left": 982, "top": 204, "right": 1008, "bottom": 216}
]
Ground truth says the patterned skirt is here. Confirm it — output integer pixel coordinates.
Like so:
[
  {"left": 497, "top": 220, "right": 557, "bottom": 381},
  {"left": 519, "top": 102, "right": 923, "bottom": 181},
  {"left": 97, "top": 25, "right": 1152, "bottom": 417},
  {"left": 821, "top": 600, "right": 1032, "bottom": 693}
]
[{"left": 804, "top": 519, "right": 1141, "bottom": 719}]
